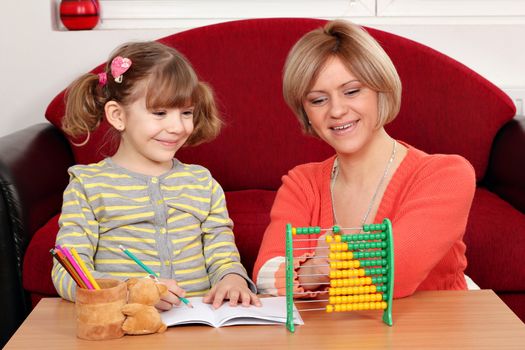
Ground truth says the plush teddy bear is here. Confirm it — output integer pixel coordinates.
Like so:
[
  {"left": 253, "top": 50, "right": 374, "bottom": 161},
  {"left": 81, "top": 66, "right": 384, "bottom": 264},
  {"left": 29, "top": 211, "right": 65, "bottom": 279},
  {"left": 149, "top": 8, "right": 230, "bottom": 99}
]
[{"left": 121, "top": 277, "right": 169, "bottom": 335}]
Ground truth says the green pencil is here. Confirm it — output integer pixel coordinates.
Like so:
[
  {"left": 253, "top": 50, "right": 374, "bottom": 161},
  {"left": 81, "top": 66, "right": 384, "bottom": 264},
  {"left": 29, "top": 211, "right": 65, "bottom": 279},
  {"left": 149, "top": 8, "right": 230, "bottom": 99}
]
[{"left": 119, "top": 245, "right": 193, "bottom": 308}]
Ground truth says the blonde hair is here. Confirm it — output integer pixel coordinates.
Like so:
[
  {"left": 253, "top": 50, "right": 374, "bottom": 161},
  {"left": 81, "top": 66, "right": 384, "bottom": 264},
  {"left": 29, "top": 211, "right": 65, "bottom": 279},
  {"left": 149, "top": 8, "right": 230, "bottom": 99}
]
[
  {"left": 283, "top": 20, "right": 402, "bottom": 135},
  {"left": 62, "top": 41, "right": 221, "bottom": 146}
]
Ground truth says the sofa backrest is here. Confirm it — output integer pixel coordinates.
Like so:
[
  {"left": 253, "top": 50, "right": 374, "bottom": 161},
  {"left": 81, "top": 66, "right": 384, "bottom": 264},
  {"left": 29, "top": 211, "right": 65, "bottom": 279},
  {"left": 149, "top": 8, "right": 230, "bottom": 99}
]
[{"left": 46, "top": 18, "right": 515, "bottom": 188}]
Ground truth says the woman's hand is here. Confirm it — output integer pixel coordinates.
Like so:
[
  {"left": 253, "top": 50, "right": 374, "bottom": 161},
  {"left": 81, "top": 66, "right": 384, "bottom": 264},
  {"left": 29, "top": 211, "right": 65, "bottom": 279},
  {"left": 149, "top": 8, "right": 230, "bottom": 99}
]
[
  {"left": 203, "top": 274, "right": 261, "bottom": 309},
  {"left": 155, "top": 278, "right": 187, "bottom": 311},
  {"left": 297, "top": 234, "right": 331, "bottom": 291}
]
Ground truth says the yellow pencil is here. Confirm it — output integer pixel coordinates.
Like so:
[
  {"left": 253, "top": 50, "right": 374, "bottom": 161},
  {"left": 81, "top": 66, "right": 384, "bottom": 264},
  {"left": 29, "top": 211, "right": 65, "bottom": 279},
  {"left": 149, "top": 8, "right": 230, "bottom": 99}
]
[{"left": 70, "top": 247, "right": 100, "bottom": 290}]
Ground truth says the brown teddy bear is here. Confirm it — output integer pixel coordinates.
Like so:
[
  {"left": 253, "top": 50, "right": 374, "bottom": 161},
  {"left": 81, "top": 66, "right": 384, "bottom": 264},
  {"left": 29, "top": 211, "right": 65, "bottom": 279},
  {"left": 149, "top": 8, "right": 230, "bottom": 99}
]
[{"left": 121, "top": 277, "right": 169, "bottom": 335}]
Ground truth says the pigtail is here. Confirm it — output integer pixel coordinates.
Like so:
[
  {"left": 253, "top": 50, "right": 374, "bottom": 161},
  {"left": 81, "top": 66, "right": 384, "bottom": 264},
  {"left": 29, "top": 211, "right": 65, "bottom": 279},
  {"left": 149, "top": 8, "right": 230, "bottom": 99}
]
[
  {"left": 62, "top": 73, "right": 106, "bottom": 142},
  {"left": 186, "top": 81, "right": 223, "bottom": 146}
]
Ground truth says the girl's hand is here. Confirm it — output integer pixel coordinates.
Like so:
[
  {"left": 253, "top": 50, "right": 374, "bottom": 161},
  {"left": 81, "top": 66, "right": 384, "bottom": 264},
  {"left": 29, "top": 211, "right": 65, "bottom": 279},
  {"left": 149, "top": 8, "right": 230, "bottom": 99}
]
[
  {"left": 203, "top": 274, "right": 261, "bottom": 309},
  {"left": 155, "top": 278, "right": 187, "bottom": 311},
  {"left": 297, "top": 234, "right": 330, "bottom": 291}
]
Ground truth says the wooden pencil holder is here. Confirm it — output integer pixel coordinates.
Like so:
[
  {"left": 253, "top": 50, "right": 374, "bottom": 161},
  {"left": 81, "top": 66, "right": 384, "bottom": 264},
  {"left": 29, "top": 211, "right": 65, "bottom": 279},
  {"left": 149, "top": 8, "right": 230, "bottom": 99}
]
[{"left": 75, "top": 279, "right": 127, "bottom": 340}]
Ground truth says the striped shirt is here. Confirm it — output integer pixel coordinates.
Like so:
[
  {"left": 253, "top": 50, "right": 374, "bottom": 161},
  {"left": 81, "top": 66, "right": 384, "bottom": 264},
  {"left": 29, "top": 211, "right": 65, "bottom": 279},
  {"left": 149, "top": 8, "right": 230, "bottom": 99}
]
[{"left": 52, "top": 158, "right": 254, "bottom": 301}]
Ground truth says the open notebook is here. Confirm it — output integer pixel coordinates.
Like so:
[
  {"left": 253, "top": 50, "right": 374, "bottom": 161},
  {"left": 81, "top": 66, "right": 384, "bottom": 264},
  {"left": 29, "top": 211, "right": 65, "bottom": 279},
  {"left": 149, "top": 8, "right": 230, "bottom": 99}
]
[{"left": 160, "top": 296, "right": 304, "bottom": 328}]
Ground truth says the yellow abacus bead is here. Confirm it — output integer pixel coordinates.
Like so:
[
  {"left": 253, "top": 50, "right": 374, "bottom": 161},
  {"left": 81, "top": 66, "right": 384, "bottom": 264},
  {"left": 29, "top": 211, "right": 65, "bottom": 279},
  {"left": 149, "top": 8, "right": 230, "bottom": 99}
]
[
  {"left": 365, "top": 277, "right": 372, "bottom": 285},
  {"left": 364, "top": 302, "right": 371, "bottom": 310},
  {"left": 364, "top": 286, "right": 370, "bottom": 294},
  {"left": 358, "top": 269, "right": 365, "bottom": 277},
  {"left": 353, "top": 260, "right": 360, "bottom": 268},
  {"left": 325, "top": 235, "right": 333, "bottom": 243},
  {"left": 329, "top": 253, "right": 336, "bottom": 260},
  {"left": 326, "top": 305, "right": 334, "bottom": 313},
  {"left": 340, "top": 304, "right": 347, "bottom": 312},
  {"left": 382, "top": 302, "right": 388, "bottom": 309},
  {"left": 329, "top": 296, "right": 336, "bottom": 304},
  {"left": 341, "top": 296, "right": 348, "bottom": 304},
  {"left": 334, "top": 235, "right": 341, "bottom": 242},
  {"left": 335, "top": 305, "right": 341, "bottom": 312},
  {"left": 292, "top": 227, "right": 297, "bottom": 235},
  {"left": 371, "top": 285, "right": 377, "bottom": 293}
]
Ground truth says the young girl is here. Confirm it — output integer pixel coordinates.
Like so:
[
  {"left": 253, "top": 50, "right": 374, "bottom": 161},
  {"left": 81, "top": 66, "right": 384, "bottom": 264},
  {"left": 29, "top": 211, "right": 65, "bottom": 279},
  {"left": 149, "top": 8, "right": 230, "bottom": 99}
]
[{"left": 52, "top": 41, "right": 260, "bottom": 310}]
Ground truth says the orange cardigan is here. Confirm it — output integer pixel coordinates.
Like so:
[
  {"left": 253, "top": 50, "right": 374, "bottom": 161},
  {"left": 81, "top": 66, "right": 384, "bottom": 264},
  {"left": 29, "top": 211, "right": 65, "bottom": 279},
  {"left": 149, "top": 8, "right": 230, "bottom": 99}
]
[{"left": 253, "top": 144, "right": 476, "bottom": 298}]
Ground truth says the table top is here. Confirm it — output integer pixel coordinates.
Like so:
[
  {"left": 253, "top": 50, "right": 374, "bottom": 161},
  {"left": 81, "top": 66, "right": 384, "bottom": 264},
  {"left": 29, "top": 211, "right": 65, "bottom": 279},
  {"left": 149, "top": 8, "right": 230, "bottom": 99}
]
[{"left": 5, "top": 290, "right": 525, "bottom": 349}]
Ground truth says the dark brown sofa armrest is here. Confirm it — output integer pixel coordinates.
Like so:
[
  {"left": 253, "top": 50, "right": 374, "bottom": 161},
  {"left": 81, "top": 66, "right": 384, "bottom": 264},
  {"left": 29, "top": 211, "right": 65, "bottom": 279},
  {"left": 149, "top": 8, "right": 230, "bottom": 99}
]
[
  {"left": 0, "top": 123, "right": 74, "bottom": 346},
  {"left": 484, "top": 116, "right": 525, "bottom": 213}
]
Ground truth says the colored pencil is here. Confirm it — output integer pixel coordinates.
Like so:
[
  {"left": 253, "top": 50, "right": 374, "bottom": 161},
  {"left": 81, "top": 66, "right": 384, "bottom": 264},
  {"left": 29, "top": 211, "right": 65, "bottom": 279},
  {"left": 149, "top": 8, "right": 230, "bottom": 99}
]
[
  {"left": 70, "top": 247, "right": 100, "bottom": 290},
  {"left": 118, "top": 245, "right": 193, "bottom": 308},
  {"left": 119, "top": 245, "right": 157, "bottom": 276},
  {"left": 50, "top": 248, "right": 87, "bottom": 289},
  {"left": 57, "top": 245, "right": 94, "bottom": 290}
]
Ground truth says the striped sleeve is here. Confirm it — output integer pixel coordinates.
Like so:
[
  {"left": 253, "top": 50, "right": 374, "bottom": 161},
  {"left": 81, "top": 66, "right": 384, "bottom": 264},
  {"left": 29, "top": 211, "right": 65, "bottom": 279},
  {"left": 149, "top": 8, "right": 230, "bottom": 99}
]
[
  {"left": 201, "top": 178, "right": 256, "bottom": 292},
  {"left": 51, "top": 171, "right": 105, "bottom": 301}
]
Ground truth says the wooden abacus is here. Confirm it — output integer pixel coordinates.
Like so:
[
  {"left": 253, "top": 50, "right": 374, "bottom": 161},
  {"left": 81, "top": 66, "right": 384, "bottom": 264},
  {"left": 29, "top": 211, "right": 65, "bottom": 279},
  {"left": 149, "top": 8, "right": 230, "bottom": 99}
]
[{"left": 285, "top": 218, "right": 394, "bottom": 332}]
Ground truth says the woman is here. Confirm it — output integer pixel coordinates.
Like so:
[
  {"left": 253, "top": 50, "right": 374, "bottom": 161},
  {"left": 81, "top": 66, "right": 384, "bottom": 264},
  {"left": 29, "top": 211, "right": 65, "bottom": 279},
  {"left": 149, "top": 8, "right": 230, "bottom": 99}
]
[{"left": 253, "top": 20, "right": 475, "bottom": 299}]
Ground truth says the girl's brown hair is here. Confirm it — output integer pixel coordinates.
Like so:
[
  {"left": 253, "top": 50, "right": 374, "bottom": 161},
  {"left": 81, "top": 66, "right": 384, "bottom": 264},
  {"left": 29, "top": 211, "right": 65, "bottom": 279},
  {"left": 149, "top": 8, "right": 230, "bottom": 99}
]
[
  {"left": 283, "top": 20, "right": 402, "bottom": 136},
  {"left": 62, "top": 41, "right": 221, "bottom": 146}
]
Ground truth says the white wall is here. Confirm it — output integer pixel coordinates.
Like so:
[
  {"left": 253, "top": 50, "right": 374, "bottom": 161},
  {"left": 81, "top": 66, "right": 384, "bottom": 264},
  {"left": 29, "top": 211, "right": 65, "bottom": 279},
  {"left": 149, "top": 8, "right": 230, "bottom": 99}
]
[{"left": 1, "top": 2, "right": 524, "bottom": 137}]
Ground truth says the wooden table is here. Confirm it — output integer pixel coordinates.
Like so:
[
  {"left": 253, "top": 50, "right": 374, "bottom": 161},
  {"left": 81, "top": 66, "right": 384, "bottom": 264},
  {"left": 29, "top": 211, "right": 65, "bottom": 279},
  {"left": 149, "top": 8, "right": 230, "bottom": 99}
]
[{"left": 5, "top": 290, "right": 525, "bottom": 349}]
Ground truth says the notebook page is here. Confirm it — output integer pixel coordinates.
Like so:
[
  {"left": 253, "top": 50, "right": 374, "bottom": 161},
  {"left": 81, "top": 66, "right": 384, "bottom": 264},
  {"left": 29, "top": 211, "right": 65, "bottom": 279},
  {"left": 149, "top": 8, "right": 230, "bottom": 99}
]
[{"left": 160, "top": 296, "right": 303, "bottom": 327}]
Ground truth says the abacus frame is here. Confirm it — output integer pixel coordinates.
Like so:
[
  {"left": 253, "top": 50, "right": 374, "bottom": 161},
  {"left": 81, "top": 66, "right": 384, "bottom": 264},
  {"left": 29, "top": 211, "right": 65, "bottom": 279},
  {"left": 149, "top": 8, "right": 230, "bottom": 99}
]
[{"left": 285, "top": 218, "right": 394, "bottom": 332}]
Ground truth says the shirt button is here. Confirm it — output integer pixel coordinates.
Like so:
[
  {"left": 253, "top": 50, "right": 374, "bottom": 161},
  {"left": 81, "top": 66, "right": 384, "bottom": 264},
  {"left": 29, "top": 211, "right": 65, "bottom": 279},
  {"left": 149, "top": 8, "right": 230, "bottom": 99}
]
[
  {"left": 151, "top": 177, "right": 158, "bottom": 184},
  {"left": 160, "top": 228, "right": 167, "bottom": 234}
]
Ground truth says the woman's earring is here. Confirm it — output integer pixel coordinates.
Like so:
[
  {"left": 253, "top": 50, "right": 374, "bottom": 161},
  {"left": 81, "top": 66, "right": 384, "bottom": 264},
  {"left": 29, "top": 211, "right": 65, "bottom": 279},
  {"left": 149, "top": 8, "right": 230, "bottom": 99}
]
[{"left": 308, "top": 120, "right": 312, "bottom": 125}]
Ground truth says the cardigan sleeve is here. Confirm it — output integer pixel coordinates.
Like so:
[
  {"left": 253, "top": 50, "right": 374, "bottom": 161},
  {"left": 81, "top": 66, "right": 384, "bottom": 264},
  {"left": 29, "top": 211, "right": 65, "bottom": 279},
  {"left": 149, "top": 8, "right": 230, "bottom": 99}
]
[
  {"left": 253, "top": 165, "right": 325, "bottom": 295},
  {"left": 387, "top": 154, "right": 476, "bottom": 297},
  {"left": 201, "top": 178, "right": 256, "bottom": 292},
  {"left": 52, "top": 173, "right": 103, "bottom": 301}
]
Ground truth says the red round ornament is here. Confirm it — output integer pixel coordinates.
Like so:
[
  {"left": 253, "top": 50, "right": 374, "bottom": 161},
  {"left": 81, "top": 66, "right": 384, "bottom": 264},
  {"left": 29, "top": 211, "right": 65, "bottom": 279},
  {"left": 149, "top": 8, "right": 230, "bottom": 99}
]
[{"left": 60, "top": 0, "right": 100, "bottom": 31}]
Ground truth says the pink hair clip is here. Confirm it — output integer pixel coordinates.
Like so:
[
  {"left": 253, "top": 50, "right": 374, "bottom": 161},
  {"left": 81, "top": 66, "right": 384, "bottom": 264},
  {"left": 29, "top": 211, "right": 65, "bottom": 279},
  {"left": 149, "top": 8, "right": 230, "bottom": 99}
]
[
  {"left": 110, "top": 56, "right": 132, "bottom": 83},
  {"left": 97, "top": 72, "right": 107, "bottom": 86}
]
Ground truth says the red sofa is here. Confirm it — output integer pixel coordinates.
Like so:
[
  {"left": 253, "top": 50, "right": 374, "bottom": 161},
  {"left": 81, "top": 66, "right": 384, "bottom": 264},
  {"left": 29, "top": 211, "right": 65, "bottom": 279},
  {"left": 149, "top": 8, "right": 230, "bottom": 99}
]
[{"left": 1, "top": 18, "right": 524, "bottom": 345}]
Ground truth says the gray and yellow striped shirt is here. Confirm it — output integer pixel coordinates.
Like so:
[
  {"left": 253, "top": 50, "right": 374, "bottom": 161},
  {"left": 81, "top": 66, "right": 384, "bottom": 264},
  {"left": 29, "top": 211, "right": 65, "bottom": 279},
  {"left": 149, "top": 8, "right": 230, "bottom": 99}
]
[{"left": 52, "top": 158, "right": 254, "bottom": 301}]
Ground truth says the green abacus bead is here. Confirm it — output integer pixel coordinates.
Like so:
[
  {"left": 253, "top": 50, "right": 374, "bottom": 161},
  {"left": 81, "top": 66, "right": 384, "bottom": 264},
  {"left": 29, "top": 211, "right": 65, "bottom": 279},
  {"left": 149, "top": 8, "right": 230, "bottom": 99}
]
[
  {"left": 362, "top": 224, "right": 370, "bottom": 232},
  {"left": 314, "top": 226, "right": 321, "bottom": 233},
  {"left": 332, "top": 225, "right": 340, "bottom": 233}
]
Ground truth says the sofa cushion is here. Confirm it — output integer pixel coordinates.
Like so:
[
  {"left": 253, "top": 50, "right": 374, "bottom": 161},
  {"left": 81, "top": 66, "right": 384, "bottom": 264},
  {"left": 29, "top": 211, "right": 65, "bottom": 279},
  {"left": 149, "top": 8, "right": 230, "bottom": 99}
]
[
  {"left": 464, "top": 188, "right": 525, "bottom": 291},
  {"left": 22, "top": 190, "right": 276, "bottom": 297},
  {"left": 22, "top": 214, "right": 59, "bottom": 296}
]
